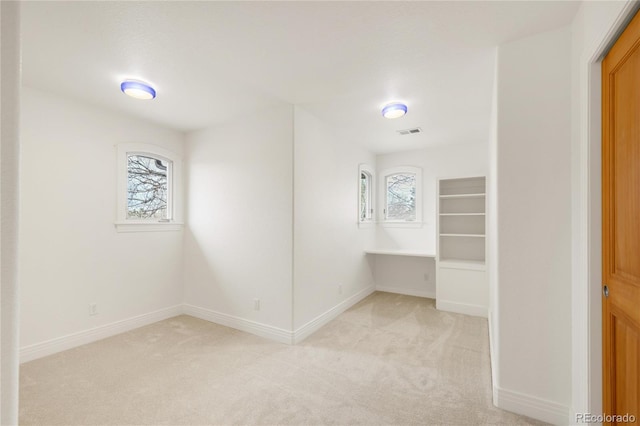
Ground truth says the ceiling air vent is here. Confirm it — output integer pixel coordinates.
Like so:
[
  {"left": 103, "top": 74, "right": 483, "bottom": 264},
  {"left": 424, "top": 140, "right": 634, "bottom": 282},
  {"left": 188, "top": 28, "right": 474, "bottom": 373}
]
[{"left": 397, "top": 127, "right": 422, "bottom": 136}]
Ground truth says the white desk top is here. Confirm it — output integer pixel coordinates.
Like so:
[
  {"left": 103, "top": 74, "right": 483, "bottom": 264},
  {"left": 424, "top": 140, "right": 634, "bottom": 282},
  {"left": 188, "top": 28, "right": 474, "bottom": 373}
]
[{"left": 364, "top": 249, "right": 436, "bottom": 258}]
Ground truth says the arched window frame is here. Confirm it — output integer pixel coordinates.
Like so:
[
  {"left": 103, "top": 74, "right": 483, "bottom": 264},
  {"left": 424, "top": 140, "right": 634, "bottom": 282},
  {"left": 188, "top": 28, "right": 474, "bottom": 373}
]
[
  {"left": 115, "top": 143, "right": 183, "bottom": 232},
  {"left": 358, "top": 164, "right": 375, "bottom": 227},
  {"left": 379, "top": 166, "right": 423, "bottom": 227}
]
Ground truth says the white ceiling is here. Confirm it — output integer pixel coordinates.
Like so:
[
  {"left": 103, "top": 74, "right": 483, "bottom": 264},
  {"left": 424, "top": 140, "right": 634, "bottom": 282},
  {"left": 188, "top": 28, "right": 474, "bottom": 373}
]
[{"left": 21, "top": 1, "right": 581, "bottom": 153}]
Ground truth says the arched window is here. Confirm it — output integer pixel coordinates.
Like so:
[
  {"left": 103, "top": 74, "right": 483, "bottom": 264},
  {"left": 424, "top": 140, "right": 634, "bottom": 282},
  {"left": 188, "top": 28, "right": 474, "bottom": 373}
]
[
  {"left": 127, "top": 154, "right": 171, "bottom": 220},
  {"left": 380, "top": 166, "right": 422, "bottom": 225},
  {"left": 358, "top": 164, "right": 375, "bottom": 224},
  {"left": 116, "top": 143, "right": 182, "bottom": 232}
]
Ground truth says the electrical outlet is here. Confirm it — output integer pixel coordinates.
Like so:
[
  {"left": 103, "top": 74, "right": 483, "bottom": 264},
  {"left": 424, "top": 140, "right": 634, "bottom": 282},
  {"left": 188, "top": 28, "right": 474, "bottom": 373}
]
[
  {"left": 253, "top": 298, "right": 260, "bottom": 311},
  {"left": 89, "top": 303, "right": 98, "bottom": 316},
  {"left": 338, "top": 284, "right": 343, "bottom": 294}
]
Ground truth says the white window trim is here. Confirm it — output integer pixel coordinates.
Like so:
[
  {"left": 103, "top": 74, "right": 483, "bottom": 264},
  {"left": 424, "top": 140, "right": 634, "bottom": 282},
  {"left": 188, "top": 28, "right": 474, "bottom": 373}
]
[
  {"left": 379, "top": 166, "right": 423, "bottom": 228},
  {"left": 115, "top": 143, "right": 183, "bottom": 232},
  {"left": 358, "top": 164, "right": 375, "bottom": 228}
]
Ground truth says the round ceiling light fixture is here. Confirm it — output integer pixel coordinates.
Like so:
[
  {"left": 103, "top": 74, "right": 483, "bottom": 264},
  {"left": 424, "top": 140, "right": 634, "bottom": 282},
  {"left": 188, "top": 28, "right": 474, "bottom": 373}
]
[
  {"left": 120, "top": 79, "right": 156, "bottom": 100},
  {"left": 381, "top": 102, "right": 407, "bottom": 119}
]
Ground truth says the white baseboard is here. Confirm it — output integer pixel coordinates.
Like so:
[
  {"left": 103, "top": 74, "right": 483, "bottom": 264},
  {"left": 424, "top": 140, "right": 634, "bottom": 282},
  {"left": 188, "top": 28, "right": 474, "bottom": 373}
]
[
  {"left": 182, "top": 304, "right": 293, "bottom": 344},
  {"left": 293, "top": 285, "right": 375, "bottom": 344},
  {"left": 20, "top": 304, "right": 183, "bottom": 363},
  {"left": 436, "top": 299, "right": 487, "bottom": 318},
  {"left": 375, "top": 285, "right": 435, "bottom": 299},
  {"left": 487, "top": 309, "right": 498, "bottom": 406},
  {"left": 19, "top": 287, "right": 377, "bottom": 363},
  {"left": 494, "top": 386, "right": 570, "bottom": 425}
]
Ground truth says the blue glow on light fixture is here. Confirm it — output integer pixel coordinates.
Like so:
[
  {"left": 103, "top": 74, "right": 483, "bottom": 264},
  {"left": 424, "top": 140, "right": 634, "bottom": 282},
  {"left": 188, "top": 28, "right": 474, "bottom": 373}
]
[
  {"left": 381, "top": 102, "right": 407, "bottom": 119},
  {"left": 120, "top": 80, "right": 156, "bottom": 100}
]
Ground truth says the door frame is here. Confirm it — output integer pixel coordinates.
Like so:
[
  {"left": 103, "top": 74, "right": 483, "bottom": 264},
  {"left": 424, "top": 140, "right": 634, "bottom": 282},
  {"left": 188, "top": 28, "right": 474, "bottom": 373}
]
[{"left": 575, "top": 0, "right": 640, "bottom": 419}]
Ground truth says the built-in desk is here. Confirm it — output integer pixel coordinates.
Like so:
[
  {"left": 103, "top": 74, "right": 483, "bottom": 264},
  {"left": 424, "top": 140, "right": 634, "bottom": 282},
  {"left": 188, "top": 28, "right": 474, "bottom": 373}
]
[
  {"left": 364, "top": 249, "right": 435, "bottom": 258},
  {"left": 364, "top": 249, "right": 436, "bottom": 299}
]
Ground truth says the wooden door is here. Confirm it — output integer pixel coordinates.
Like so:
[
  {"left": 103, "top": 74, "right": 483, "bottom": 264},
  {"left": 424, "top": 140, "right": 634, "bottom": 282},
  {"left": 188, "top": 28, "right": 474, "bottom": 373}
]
[{"left": 603, "top": 10, "right": 640, "bottom": 422}]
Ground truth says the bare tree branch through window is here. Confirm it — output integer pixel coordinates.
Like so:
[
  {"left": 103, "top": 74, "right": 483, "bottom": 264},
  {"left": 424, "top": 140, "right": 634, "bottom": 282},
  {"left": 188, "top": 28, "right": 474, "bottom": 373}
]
[
  {"left": 386, "top": 173, "right": 416, "bottom": 221},
  {"left": 127, "top": 155, "right": 169, "bottom": 219},
  {"left": 360, "top": 172, "right": 370, "bottom": 221}
]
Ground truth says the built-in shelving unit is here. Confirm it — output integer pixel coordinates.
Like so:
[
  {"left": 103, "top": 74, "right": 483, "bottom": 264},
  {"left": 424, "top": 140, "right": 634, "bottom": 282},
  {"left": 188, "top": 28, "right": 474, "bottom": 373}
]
[
  {"left": 436, "top": 176, "right": 488, "bottom": 317},
  {"left": 438, "top": 177, "right": 486, "bottom": 265}
]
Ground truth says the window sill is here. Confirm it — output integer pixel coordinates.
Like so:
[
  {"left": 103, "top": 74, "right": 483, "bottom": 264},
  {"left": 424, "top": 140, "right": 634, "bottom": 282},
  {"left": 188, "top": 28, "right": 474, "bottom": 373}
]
[
  {"left": 115, "top": 222, "right": 184, "bottom": 233},
  {"left": 380, "top": 221, "right": 424, "bottom": 228}
]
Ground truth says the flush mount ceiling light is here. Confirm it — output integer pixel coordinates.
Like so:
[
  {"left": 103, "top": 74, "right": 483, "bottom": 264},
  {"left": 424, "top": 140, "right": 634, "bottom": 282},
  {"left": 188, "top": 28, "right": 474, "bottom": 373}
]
[
  {"left": 120, "top": 80, "right": 156, "bottom": 100},
  {"left": 381, "top": 102, "right": 407, "bottom": 119}
]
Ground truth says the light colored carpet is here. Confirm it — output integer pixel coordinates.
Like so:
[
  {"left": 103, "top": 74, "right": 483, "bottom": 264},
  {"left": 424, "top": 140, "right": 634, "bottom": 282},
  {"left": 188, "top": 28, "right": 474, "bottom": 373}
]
[{"left": 20, "top": 292, "right": 544, "bottom": 425}]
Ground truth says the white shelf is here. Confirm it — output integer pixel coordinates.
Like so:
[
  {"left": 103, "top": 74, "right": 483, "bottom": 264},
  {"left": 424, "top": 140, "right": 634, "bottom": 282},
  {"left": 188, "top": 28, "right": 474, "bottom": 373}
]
[
  {"left": 364, "top": 249, "right": 436, "bottom": 258},
  {"left": 439, "top": 259, "right": 486, "bottom": 270},
  {"left": 439, "top": 193, "right": 485, "bottom": 199},
  {"left": 439, "top": 213, "right": 485, "bottom": 216},
  {"left": 439, "top": 233, "right": 485, "bottom": 238}
]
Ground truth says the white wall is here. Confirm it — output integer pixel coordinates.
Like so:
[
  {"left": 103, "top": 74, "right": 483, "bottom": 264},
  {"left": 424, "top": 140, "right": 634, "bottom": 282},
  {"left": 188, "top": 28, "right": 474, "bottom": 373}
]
[
  {"left": 19, "top": 88, "right": 185, "bottom": 349},
  {"left": 373, "top": 255, "right": 435, "bottom": 299},
  {"left": 495, "top": 27, "right": 572, "bottom": 423},
  {"left": 373, "top": 145, "right": 488, "bottom": 298},
  {"left": 570, "top": 0, "right": 636, "bottom": 417},
  {"left": 183, "top": 105, "right": 294, "bottom": 333},
  {"left": 1, "top": 1, "right": 21, "bottom": 422},
  {"left": 293, "top": 106, "right": 376, "bottom": 330}
]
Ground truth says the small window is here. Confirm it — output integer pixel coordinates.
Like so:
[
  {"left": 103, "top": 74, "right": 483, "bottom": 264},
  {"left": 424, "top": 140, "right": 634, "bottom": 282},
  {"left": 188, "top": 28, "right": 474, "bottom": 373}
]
[
  {"left": 127, "top": 154, "right": 171, "bottom": 220},
  {"left": 385, "top": 173, "right": 416, "bottom": 221},
  {"left": 116, "top": 143, "right": 182, "bottom": 232},
  {"left": 360, "top": 171, "right": 372, "bottom": 221},
  {"left": 380, "top": 166, "right": 422, "bottom": 225},
  {"left": 358, "top": 164, "right": 375, "bottom": 224}
]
